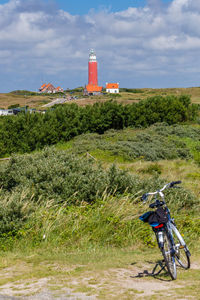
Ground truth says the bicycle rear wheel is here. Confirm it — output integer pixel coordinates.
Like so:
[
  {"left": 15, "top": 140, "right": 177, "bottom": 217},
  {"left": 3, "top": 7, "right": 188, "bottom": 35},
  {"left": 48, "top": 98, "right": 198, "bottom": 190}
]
[
  {"left": 161, "top": 231, "right": 177, "bottom": 280},
  {"left": 172, "top": 227, "right": 190, "bottom": 269}
]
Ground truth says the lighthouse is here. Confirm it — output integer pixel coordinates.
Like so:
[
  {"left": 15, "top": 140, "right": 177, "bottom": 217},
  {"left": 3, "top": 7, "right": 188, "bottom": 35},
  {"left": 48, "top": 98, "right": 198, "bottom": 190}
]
[
  {"left": 85, "top": 49, "right": 102, "bottom": 95},
  {"left": 88, "top": 49, "right": 98, "bottom": 86}
]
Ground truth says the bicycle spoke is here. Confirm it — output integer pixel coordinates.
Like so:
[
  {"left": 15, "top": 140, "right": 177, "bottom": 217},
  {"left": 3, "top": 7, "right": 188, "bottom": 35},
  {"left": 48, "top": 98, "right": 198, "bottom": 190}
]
[
  {"left": 162, "top": 231, "right": 177, "bottom": 280},
  {"left": 173, "top": 229, "right": 190, "bottom": 269}
]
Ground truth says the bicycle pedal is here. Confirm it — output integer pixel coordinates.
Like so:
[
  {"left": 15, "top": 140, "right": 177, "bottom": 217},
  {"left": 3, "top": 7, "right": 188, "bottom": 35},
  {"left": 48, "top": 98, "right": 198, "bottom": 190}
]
[{"left": 179, "top": 246, "right": 184, "bottom": 249}]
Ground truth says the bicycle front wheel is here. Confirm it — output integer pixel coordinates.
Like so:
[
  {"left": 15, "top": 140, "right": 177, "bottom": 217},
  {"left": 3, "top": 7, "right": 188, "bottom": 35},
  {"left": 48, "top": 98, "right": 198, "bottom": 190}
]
[
  {"left": 172, "top": 227, "right": 190, "bottom": 269},
  {"left": 161, "top": 231, "right": 177, "bottom": 280}
]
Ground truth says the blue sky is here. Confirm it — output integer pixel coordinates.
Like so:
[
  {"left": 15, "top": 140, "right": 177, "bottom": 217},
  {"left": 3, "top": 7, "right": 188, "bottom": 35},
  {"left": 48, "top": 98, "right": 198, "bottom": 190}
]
[
  {"left": 0, "top": 0, "right": 173, "bottom": 14},
  {"left": 55, "top": 0, "right": 148, "bottom": 14},
  {"left": 0, "top": 0, "right": 200, "bottom": 92},
  {"left": 55, "top": 0, "right": 173, "bottom": 15}
]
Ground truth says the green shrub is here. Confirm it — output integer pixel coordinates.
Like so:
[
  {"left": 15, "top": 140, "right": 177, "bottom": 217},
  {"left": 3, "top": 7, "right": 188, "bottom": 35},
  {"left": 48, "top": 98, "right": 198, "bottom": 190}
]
[
  {"left": 8, "top": 104, "right": 20, "bottom": 109},
  {"left": 10, "top": 90, "right": 38, "bottom": 96},
  {"left": 0, "top": 148, "right": 137, "bottom": 204},
  {"left": 70, "top": 124, "right": 196, "bottom": 162},
  {"left": 119, "top": 88, "right": 145, "bottom": 93},
  {"left": 0, "top": 148, "right": 198, "bottom": 250},
  {"left": 0, "top": 148, "right": 197, "bottom": 211},
  {"left": 0, "top": 189, "right": 35, "bottom": 250},
  {"left": 0, "top": 95, "right": 198, "bottom": 157}
]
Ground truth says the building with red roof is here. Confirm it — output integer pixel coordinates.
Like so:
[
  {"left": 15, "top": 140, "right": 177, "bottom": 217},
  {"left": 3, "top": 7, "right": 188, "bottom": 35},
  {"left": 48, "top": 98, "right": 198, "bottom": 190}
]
[
  {"left": 39, "top": 83, "right": 64, "bottom": 93},
  {"left": 106, "top": 83, "right": 119, "bottom": 94}
]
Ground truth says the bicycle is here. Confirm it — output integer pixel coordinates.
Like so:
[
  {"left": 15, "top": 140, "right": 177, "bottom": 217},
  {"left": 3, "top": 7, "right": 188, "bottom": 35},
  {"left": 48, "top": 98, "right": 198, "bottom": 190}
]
[{"left": 139, "top": 181, "right": 191, "bottom": 280}]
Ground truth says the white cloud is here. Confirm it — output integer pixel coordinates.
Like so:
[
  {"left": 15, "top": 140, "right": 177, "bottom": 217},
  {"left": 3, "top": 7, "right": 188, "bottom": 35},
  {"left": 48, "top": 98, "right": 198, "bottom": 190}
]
[{"left": 0, "top": 0, "right": 200, "bottom": 91}]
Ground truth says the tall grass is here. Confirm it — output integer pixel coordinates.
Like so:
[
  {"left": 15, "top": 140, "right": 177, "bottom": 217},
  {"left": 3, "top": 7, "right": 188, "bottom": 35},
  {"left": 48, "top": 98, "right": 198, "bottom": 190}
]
[
  {"left": 0, "top": 148, "right": 199, "bottom": 252},
  {"left": 12, "top": 194, "right": 200, "bottom": 253}
]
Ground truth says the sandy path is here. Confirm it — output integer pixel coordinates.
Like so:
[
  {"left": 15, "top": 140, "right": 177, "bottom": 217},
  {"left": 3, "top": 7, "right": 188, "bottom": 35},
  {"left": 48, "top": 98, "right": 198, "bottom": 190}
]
[{"left": 0, "top": 259, "right": 199, "bottom": 299}]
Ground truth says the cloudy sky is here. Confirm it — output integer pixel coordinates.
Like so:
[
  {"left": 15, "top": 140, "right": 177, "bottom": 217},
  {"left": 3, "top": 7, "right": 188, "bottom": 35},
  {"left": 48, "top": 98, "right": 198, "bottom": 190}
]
[{"left": 0, "top": 0, "right": 200, "bottom": 92}]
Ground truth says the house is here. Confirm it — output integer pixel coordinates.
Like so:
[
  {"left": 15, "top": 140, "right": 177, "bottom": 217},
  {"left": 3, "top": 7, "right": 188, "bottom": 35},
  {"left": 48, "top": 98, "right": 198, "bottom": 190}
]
[
  {"left": 84, "top": 84, "right": 103, "bottom": 95},
  {"left": 54, "top": 86, "right": 64, "bottom": 93},
  {"left": 39, "top": 83, "right": 64, "bottom": 93},
  {"left": 39, "top": 83, "right": 55, "bottom": 93},
  {"left": 106, "top": 83, "right": 119, "bottom": 94},
  {"left": 0, "top": 109, "right": 14, "bottom": 116}
]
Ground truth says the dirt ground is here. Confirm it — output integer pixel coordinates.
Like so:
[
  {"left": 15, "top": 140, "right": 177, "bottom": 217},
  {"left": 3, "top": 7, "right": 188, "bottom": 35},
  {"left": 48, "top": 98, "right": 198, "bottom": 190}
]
[{"left": 0, "top": 256, "right": 199, "bottom": 300}]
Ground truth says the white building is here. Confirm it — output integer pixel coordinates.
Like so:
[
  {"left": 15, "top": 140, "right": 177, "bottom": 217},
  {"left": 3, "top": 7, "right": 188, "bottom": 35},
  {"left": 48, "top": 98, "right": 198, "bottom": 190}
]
[
  {"left": 0, "top": 109, "right": 14, "bottom": 116},
  {"left": 106, "top": 83, "right": 119, "bottom": 94}
]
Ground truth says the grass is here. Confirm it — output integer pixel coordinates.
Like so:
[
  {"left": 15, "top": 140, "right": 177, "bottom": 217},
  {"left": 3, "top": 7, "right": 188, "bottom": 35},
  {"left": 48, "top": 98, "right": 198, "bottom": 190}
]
[
  {"left": 0, "top": 247, "right": 199, "bottom": 298},
  {"left": 68, "top": 87, "right": 200, "bottom": 107},
  {"left": 0, "top": 193, "right": 198, "bottom": 297},
  {"left": 0, "top": 93, "right": 54, "bottom": 109},
  {"left": 119, "top": 159, "right": 200, "bottom": 197},
  {"left": 1, "top": 86, "right": 200, "bottom": 109},
  {"left": 90, "top": 149, "right": 126, "bottom": 163}
]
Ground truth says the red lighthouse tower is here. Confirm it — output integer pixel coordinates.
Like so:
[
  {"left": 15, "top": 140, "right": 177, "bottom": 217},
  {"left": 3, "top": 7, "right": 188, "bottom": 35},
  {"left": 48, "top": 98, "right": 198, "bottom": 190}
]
[
  {"left": 88, "top": 49, "right": 98, "bottom": 85},
  {"left": 86, "top": 49, "right": 102, "bottom": 95}
]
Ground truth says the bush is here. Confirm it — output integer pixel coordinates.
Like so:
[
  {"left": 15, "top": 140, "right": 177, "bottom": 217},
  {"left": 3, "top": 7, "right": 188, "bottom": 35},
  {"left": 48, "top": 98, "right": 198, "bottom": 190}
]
[
  {"left": 0, "top": 189, "right": 35, "bottom": 243},
  {"left": 10, "top": 90, "right": 38, "bottom": 96},
  {"left": 0, "top": 148, "right": 136, "bottom": 204},
  {"left": 0, "top": 148, "right": 198, "bottom": 250},
  {"left": 125, "top": 95, "right": 198, "bottom": 127},
  {"left": 120, "top": 88, "right": 145, "bottom": 93},
  {"left": 0, "top": 95, "right": 198, "bottom": 157},
  {"left": 8, "top": 104, "right": 20, "bottom": 109},
  {"left": 0, "top": 148, "right": 197, "bottom": 210},
  {"left": 70, "top": 123, "right": 197, "bottom": 162}
]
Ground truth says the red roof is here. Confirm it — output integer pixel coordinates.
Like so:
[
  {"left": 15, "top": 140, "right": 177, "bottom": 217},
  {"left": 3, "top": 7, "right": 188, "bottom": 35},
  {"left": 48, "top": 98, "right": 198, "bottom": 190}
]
[
  {"left": 40, "top": 83, "right": 47, "bottom": 89},
  {"left": 106, "top": 83, "right": 119, "bottom": 89},
  {"left": 39, "top": 83, "right": 61, "bottom": 92},
  {"left": 86, "top": 84, "right": 103, "bottom": 92},
  {"left": 45, "top": 83, "right": 53, "bottom": 89},
  {"left": 42, "top": 83, "right": 55, "bottom": 91}
]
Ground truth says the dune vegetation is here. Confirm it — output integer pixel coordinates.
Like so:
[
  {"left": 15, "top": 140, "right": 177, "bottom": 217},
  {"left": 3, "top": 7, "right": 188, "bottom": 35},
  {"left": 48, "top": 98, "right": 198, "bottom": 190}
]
[
  {"left": 0, "top": 93, "right": 200, "bottom": 297},
  {"left": 0, "top": 124, "right": 199, "bottom": 254}
]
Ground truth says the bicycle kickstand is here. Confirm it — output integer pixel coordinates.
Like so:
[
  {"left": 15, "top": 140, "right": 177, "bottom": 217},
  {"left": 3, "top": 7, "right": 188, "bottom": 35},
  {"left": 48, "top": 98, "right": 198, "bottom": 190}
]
[
  {"left": 151, "top": 260, "right": 166, "bottom": 276},
  {"left": 133, "top": 260, "right": 166, "bottom": 278}
]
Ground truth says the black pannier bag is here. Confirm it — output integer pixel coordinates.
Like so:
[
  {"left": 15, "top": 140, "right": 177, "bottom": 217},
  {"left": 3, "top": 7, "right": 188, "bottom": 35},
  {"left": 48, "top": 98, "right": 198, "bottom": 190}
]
[
  {"left": 139, "top": 207, "right": 168, "bottom": 225},
  {"left": 155, "top": 207, "right": 168, "bottom": 223},
  {"left": 139, "top": 211, "right": 154, "bottom": 222}
]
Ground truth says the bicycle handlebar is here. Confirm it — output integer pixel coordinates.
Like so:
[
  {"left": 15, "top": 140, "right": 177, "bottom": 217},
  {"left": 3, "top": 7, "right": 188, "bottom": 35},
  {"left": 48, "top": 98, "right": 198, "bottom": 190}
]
[
  {"left": 141, "top": 181, "right": 182, "bottom": 202},
  {"left": 169, "top": 181, "right": 182, "bottom": 188}
]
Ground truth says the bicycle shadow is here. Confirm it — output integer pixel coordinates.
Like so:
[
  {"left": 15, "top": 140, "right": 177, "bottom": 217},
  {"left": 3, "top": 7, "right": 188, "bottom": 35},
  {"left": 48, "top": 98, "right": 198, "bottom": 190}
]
[{"left": 130, "top": 260, "right": 172, "bottom": 282}]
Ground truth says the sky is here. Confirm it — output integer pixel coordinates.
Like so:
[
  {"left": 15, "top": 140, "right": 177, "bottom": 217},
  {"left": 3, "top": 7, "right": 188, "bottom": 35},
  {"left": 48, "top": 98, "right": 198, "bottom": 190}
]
[
  {"left": 55, "top": 0, "right": 148, "bottom": 14},
  {"left": 0, "top": 0, "right": 200, "bottom": 92}
]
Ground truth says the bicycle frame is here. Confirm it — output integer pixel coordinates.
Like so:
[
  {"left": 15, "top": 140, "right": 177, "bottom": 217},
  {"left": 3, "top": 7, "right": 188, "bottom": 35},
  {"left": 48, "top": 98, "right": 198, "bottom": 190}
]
[
  {"left": 162, "top": 204, "right": 188, "bottom": 251},
  {"left": 167, "top": 221, "right": 186, "bottom": 248}
]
